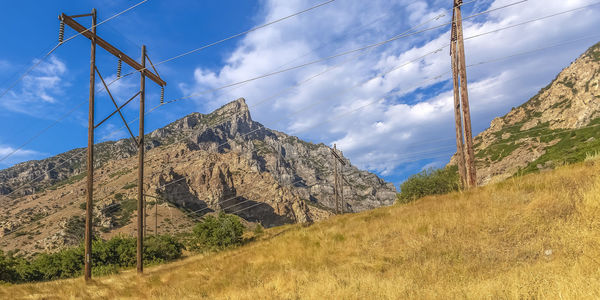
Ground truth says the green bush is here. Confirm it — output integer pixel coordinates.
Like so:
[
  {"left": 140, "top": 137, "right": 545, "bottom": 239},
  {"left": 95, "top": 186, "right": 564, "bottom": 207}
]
[
  {"left": 0, "top": 250, "right": 21, "bottom": 283},
  {"left": 144, "top": 235, "right": 185, "bottom": 263},
  {"left": 397, "top": 166, "right": 460, "bottom": 204},
  {"left": 0, "top": 234, "right": 185, "bottom": 283},
  {"left": 92, "top": 236, "right": 136, "bottom": 268},
  {"left": 17, "top": 247, "right": 84, "bottom": 282},
  {"left": 190, "top": 213, "right": 244, "bottom": 251}
]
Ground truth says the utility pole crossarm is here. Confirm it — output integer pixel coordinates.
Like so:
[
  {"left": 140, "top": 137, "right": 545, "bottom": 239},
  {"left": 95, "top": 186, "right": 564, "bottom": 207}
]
[
  {"left": 330, "top": 148, "right": 346, "bottom": 165},
  {"left": 60, "top": 13, "right": 166, "bottom": 87}
]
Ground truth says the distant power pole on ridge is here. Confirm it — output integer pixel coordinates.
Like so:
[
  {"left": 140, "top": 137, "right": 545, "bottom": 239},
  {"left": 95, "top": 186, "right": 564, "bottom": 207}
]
[
  {"left": 331, "top": 144, "right": 346, "bottom": 214},
  {"left": 60, "top": 9, "right": 166, "bottom": 281},
  {"left": 451, "top": 0, "right": 477, "bottom": 188}
]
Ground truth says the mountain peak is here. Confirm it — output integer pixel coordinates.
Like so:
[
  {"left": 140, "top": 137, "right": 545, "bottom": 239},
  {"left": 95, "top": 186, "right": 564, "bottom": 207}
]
[{"left": 212, "top": 98, "right": 251, "bottom": 121}]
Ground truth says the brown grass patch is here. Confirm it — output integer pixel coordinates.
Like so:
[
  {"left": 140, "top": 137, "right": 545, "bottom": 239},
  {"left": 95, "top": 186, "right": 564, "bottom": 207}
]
[{"left": 2, "top": 160, "right": 600, "bottom": 299}]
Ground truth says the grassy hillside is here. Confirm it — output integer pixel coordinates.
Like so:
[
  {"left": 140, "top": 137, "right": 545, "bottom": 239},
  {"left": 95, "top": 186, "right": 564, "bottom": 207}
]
[{"left": 2, "top": 159, "right": 600, "bottom": 299}]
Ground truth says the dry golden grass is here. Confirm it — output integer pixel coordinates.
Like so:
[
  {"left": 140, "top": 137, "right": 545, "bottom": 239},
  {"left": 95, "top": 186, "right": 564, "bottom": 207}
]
[{"left": 2, "top": 159, "right": 600, "bottom": 299}]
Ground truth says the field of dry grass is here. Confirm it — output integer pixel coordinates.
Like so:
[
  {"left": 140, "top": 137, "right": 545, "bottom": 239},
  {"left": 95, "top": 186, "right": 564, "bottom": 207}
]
[{"left": 2, "top": 159, "right": 600, "bottom": 299}]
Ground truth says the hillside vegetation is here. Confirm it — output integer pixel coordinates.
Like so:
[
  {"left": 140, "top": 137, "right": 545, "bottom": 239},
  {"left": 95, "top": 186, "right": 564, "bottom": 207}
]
[
  {"left": 464, "top": 41, "right": 600, "bottom": 185},
  {"left": 2, "top": 158, "right": 600, "bottom": 299}
]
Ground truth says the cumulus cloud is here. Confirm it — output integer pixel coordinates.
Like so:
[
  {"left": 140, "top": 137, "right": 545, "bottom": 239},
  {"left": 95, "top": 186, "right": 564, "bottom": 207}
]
[
  {"left": 179, "top": 0, "right": 600, "bottom": 182},
  {"left": 0, "top": 144, "right": 43, "bottom": 167},
  {"left": 1, "top": 55, "right": 69, "bottom": 116}
]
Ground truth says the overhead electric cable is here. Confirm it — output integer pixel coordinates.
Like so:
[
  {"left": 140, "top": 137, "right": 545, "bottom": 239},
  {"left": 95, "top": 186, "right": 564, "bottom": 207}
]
[
  {"left": 0, "top": 0, "right": 149, "bottom": 101},
  {"left": 0, "top": 0, "right": 336, "bottom": 163},
  {"left": 2, "top": 1, "right": 595, "bottom": 208},
  {"left": 153, "top": 0, "right": 336, "bottom": 67},
  {"left": 114, "top": 0, "right": 527, "bottom": 91}
]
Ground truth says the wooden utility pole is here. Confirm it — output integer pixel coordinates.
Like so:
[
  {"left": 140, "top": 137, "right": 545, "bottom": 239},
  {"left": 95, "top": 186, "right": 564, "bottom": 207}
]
[
  {"left": 331, "top": 144, "right": 346, "bottom": 214},
  {"left": 333, "top": 153, "right": 339, "bottom": 214},
  {"left": 60, "top": 10, "right": 165, "bottom": 280},
  {"left": 137, "top": 45, "right": 146, "bottom": 274},
  {"left": 452, "top": 0, "right": 477, "bottom": 187},
  {"left": 83, "top": 8, "right": 97, "bottom": 282},
  {"left": 450, "top": 11, "right": 467, "bottom": 188}
]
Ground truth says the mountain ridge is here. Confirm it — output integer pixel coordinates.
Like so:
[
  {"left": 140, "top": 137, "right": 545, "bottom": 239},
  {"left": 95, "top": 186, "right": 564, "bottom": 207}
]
[
  {"left": 451, "top": 41, "right": 600, "bottom": 184},
  {"left": 0, "top": 97, "right": 396, "bottom": 254}
]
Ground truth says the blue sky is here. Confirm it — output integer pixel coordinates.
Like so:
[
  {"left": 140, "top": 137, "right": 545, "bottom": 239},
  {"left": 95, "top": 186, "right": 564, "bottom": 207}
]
[{"left": 0, "top": 0, "right": 599, "bottom": 188}]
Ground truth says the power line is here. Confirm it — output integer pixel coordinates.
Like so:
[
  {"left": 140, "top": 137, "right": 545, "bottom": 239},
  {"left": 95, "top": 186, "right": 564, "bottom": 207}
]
[
  {"left": 77, "top": 48, "right": 452, "bottom": 224},
  {"left": 136, "top": 51, "right": 451, "bottom": 206},
  {"left": 211, "top": 6, "right": 433, "bottom": 104},
  {"left": 0, "top": 0, "right": 336, "bottom": 164},
  {"left": 1, "top": 0, "right": 579, "bottom": 166},
  {"left": 152, "top": 0, "right": 336, "bottom": 67},
  {"left": 1, "top": 2, "right": 595, "bottom": 206},
  {"left": 5, "top": 38, "right": 598, "bottom": 237},
  {"left": 459, "top": 0, "right": 479, "bottom": 7},
  {"left": 0, "top": 0, "right": 149, "bottom": 101},
  {"left": 4, "top": 0, "right": 587, "bottom": 169},
  {"left": 0, "top": 0, "right": 526, "bottom": 167},
  {"left": 0, "top": 101, "right": 87, "bottom": 163},
  {"left": 24, "top": 12, "right": 450, "bottom": 188},
  {"left": 116, "top": 0, "right": 527, "bottom": 94},
  {"left": 0, "top": 12, "right": 560, "bottom": 200},
  {"left": 0, "top": 16, "right": 589, "bottom": 202}
]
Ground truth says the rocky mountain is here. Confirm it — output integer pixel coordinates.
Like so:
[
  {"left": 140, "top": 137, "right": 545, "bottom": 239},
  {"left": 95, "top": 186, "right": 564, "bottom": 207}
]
[
  {"left": 451, "top": 41, "right": 600, "bottom": 185},
  {"left": 0, "top": 98, "right": 396, "bottom": 254}
]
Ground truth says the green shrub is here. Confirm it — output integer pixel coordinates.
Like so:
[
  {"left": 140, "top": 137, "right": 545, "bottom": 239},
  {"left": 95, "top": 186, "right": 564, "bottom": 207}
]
[
  {"left": 397, "top": 166, "right": 460, "bottom": 204},
  {"left": 1, "top": 234, "right": 184, "bottom": 284},
  {"left": 17, "top": 246, "right": 84, "bottom": 282},
  {"left": 144, "top": 235, "right": 185, "bottom": 263},
  {"left": 190, "top": 213, "right": 244, "bottom": 251},
  {"left": 0, "top": 250, "right": 21, "bottom": 283},
  {"left": 92, "top": 236, "right": 136, "bottom": 268}
]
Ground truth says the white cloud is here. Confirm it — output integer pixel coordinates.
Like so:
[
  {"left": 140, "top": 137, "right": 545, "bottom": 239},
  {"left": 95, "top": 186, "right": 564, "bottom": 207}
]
[
  {"left": 0, "top": 145, "right": 43, "bottom": 166},
  {"left": 95, "top": 72, "right": 138, "bottom": 101},
  {"left": 179, "top": 0, "right": 600, "bottom": 180},
  {"left": 1, "top": 55, "right": 69, "bottom": 116}
]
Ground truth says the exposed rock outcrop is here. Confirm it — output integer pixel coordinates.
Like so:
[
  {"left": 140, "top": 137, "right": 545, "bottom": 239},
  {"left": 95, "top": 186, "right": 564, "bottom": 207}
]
[
  {"left": 450, "top": 41, "right": 600, "bottom": 185},
  {"left": 0, "top": 97, "right": 396, "bottom": 254}
]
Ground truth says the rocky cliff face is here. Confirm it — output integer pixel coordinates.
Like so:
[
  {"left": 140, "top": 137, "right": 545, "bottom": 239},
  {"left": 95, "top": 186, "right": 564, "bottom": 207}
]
[
  {"left": 451, "top": 41, "right": 600, "bottom": 185},
  {"left": 0, "top": 98, "right": 396, "bottom": 254},
  {"left": 1, "top": 99, "right": 396, "bottom": 210},
  {"left": 145, "top": 98, "right": 396, "bottom": 212}
]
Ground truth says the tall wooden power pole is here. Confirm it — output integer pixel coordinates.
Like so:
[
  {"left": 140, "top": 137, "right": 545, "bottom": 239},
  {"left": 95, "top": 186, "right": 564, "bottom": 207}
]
[
  {"left": 137, "top": 45, "right": 146, "bottom": 274},
  {"left": 450, "top": 10, "right": 467, "bottom": 188},
  {"left": 60, "top": 10, "right": 166, "bottom": 280},
  {"left": 333, "top": 154, "right": 339, "bottom": 214},
  {"left": 452, "top": 0, "right": 477, "bottom": 187},
  {"left": 331, "top": 144, "right": 346, "bottom": 214},
  {"left": 84, "top": 8, "right": 97, "bottom": 282}
]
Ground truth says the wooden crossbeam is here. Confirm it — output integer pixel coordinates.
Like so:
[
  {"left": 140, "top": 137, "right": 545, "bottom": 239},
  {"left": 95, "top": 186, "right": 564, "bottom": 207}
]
[
  {"left": 94, "top": 66, "right": 138, "bottom": 145},
  {"left": 330, "top": 148, "right": 346, "bottom": 165},
  {"left": 60, "top": 13, "right": 166, "bottom": 86}
]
